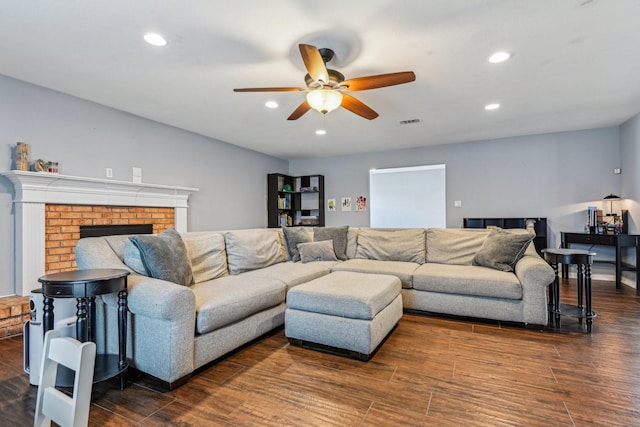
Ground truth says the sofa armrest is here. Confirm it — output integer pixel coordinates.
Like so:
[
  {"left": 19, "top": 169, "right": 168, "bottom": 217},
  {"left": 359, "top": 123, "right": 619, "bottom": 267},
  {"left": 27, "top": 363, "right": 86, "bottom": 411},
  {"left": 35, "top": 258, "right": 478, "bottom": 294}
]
[
  {"left": 514, "top": 254, "right": 555, "bottom": 290},
  {"left": 121, "top": 274, "right": 196, "bottom": 320},
  {"left": 514, "top": 254, "right": 555, "bottom": 325}
]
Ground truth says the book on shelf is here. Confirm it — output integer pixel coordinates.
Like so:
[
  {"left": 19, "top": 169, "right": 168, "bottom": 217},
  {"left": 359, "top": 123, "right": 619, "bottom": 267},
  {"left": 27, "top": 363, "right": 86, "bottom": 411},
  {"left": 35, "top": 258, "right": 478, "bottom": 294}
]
[
  {"left": 278, "top": 213, "right": 293, "bottom": 227},
  {"left": 277, "top": 196, "right": 290, "bottom": 209}
]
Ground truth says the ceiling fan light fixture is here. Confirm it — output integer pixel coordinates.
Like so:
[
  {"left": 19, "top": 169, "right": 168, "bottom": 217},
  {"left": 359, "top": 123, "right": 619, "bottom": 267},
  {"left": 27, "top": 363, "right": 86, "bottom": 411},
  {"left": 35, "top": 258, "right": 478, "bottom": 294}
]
[
  {"left": 488, "top": 51, "right": 511, "bottom": 63},
  {"left": 144, "top": 33, "right": 167, "bottom": 47},
  {"left": 306, "top": 89, "right": 343, "bottom": 114}
]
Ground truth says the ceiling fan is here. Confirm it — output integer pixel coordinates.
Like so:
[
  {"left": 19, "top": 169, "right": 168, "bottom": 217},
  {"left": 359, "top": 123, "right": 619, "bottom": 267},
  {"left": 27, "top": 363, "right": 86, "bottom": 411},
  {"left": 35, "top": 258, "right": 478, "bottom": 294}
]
[{"left": 234, "top": 44, "right": 416, "bottom": 120}]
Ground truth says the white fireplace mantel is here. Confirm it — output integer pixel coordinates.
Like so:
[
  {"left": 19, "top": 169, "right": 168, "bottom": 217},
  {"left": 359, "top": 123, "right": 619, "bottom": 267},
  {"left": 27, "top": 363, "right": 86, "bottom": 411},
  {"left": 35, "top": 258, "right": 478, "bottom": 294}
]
[{"left": 1, "top": 171, "right": 199, "bottom": 296}]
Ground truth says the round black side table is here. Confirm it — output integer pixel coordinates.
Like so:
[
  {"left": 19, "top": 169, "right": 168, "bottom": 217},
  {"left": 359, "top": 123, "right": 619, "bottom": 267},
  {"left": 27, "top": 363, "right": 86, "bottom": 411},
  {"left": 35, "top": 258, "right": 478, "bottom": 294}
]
[
  {"left": 542, "top": 248, "right": 597, "bottom": 332},
  {"left": 38, "top": 268, "right": 130, "bottom": 388}
]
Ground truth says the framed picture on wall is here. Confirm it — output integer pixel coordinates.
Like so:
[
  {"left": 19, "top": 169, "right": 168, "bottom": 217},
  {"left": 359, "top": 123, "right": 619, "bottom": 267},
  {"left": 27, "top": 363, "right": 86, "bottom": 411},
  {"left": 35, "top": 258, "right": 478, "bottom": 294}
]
[
  {"left": 356, "top": 196, "right": 367, "bottom": 211},
  {"left": 342, "top": 197, "right": 352, "bottom": 211}
]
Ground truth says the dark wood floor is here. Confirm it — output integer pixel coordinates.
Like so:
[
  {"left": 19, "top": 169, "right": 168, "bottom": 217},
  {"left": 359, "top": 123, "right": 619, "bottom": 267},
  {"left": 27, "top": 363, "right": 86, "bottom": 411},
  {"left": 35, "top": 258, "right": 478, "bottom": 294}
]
[{"left": 2, "top": 278, "right": 639, "bottom": 426}]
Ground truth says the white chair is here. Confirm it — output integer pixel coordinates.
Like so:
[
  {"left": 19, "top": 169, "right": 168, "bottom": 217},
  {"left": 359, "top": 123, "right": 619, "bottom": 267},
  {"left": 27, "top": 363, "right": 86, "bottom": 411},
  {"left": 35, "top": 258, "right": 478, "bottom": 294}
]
[{"left": 34, "top": 330, "right": 96, "bottom": 427}]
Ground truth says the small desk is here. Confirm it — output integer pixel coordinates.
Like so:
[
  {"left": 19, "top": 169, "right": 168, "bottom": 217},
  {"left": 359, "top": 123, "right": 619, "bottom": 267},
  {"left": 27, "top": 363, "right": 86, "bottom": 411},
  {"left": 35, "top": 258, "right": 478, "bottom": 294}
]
[
  {"left": 543, "top": 248, "right": 597, "bottom": 332},
  {"left": 561, "top": 232, "right": 640, "bottom": 290},
  {"left": 38, "top": 268, "right": 130, "bottom": 389}
]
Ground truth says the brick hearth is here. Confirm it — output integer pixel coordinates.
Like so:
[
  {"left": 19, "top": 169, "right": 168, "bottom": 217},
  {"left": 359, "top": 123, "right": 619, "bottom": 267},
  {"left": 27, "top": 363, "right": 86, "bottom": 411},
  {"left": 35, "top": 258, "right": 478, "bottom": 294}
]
[{"left": 0, "top": 296, "right": 29, "bottom": 338}]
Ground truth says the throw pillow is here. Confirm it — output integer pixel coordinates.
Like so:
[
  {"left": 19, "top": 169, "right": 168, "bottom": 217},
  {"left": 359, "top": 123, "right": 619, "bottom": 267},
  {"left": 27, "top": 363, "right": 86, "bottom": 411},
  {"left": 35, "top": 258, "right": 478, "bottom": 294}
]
[
  {"left": 297, "top": 240, "right": 338, "bottom": 263},
  {"left": 314, "top": 226, "right": 349, "bottom": 260},
  {"left": 123, "top": 239, "right": 149, "bottom": 276},
  {"left": 129, "top": 228, "right": 193, "bottom": 286},
  {"left": 282, "top": 227, "right": 312, "bottom": 262},
  {"left": 472, "top": 229, "right": 535, "bottom": 272}
]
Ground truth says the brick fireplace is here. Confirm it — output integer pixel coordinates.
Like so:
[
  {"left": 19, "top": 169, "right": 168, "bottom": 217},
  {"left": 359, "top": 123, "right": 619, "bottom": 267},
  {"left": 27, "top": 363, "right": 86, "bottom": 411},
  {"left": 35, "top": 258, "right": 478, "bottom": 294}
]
[
  {"left": 1, "top": 171, "right": 198, "bottom": 296},
  {"left": 44, "top": 204, "right": 175, "bottom": 274}
]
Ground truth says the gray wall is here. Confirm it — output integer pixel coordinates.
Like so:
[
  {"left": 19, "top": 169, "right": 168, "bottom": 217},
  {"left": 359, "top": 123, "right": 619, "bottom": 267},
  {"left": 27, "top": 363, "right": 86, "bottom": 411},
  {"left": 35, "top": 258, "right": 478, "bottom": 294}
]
[
  {"left": 291, "top": 127, "right": 622, "bottom": 246},
  {"left": 0, "top": 75, "right": 287, "bottom": 296},
  {"left": 291, "top": 127, "right": 630, "bottom": 283}
]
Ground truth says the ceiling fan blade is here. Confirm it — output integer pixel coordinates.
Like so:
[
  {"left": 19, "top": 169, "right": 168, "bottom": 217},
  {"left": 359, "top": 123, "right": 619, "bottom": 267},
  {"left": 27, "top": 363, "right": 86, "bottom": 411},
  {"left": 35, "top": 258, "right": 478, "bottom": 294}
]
[
  {"left": 299, "top": 44, "right": 329, "bottom": 84},
  {"left": 287, "top": 101, "right": 312, "bottom": 120},
  {"left": 341, "top": 94, "right": 379, "bottom": 120},
  {"left": 233, "top": 87, "right": 306, "bottom": 92},
  {"left": 341, "top": 71, "right": 416, "bottom": 91}
]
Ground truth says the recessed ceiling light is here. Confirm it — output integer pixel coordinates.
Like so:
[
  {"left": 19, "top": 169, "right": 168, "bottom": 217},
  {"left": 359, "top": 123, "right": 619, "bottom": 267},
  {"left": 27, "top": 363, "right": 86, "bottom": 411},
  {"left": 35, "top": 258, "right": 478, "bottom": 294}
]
[
  {"left": 265, "top": 100, "right": 278, "bottom": 109},
  {"left": 315, "top": 129, "right": 327, "bottom": 135},
  {"left": 144, "top": 33, "right": 167, "bottom": 47},
  {"left": 488, "top": 51, "right": 511, "bottom": 63},
  {"left": 484, "top": 103, "right": 500, "bottom": 110}
]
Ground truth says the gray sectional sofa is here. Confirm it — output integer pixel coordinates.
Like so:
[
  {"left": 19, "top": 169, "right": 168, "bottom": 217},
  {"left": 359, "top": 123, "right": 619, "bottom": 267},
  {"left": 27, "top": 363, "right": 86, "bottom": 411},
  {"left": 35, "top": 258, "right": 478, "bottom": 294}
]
[{"left": 74, "top": 226, "right": 555, "bottom": 388}]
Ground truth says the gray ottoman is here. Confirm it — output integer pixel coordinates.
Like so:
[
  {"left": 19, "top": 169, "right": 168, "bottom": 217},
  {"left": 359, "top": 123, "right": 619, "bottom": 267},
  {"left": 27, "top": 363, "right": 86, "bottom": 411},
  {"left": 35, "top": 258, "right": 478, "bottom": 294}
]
[{"left": 285, "top": 271, "right": 403, "bottom": 360}]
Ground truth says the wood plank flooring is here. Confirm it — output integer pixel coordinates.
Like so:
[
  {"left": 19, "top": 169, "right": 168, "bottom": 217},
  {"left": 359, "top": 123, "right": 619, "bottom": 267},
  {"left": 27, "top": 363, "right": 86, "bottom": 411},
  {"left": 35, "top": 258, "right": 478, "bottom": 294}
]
[{"left": 1, "top": 278, "right": 639, "bottom": 426}]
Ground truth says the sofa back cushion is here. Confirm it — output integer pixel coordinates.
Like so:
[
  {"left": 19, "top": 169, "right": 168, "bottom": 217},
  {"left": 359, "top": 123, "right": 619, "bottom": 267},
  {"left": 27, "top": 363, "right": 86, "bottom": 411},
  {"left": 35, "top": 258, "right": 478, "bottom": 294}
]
[
  {"left": 182, "top": 232, "right": 229, "bottom": 283},
  {"left": 426, "top": 228, "right": 489, "bottom": 265},
  {"left": 356, "top": 228, "right": 426, "bottom": 264},
  {"left": 224, "top": 229, "right": 286, "bottom": 274}
]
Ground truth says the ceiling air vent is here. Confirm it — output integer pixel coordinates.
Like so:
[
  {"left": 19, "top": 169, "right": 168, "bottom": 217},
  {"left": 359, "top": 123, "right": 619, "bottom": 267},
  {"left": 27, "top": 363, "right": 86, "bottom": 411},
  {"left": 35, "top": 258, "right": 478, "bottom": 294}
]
[{"left": 399, "top": 119, "right": 421, "bottom": 125}]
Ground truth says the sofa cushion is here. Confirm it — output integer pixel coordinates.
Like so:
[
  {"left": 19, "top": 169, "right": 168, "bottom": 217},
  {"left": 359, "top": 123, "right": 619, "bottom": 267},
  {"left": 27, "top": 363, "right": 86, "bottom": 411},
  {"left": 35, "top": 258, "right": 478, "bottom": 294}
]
[
  {"left": 346, "top": 227, "right": 359, "bottom": 260},
  {"left": 331, "top": 258, "right": 419, "bottom": 289},
  {"left": 287, "top": 271, "right": 401, "bottom": 320},
  {"left": 191, "top": 276, "right": 286, "bottom": 334},
  {"left": 298, "top": 240, "right": 338, "bottom": 263},
  {"left": 129, "top": 229, "right": 193, "bottom": 286},
  {"left": 412, "top": 263, "right": 523, "bottom": 300},
  {"left": 182, "top": 232, "right": 228, "bottom": 283},
  {"left": 314, "top": 226, "right": 349, "bottom": 260},
  {"left": 240, "top": 261, "right": 333, "bottom": 290},
  {"left": 356, "top": 228, "right": 425, "bottom": 264},
  {"left": 473, "top": 228, "right": 535, "bottom": 272},
  {"left": 224, "top": 229, "right": 285, "bottom": 274},
  {"left": 282, "top": 227, "right": 312, "bottom": 262},
  {"left": 426, "top": 228, "right": 489, "bottom": 265}
]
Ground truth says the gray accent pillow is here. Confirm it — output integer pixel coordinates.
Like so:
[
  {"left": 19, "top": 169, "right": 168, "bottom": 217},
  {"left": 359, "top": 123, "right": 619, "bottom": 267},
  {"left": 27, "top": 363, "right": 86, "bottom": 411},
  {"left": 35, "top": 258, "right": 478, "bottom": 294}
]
[
  {"left": 472, "top": 229, "right": 535, "bottom": 272},
  {"left": 283, "top": 227, "right": 312, "bottom": 262},
  {"left": 129, "top": 229, "right": 193, "bottom": 286},
  {"left": 123, "top": 239, "right": 149, "bottom": 276},
  {"left": 297, "top": 240, "right": 338, "bottom": 263},
  {"left": 314, "top": 226, "right": 349, "bottom": 260}
]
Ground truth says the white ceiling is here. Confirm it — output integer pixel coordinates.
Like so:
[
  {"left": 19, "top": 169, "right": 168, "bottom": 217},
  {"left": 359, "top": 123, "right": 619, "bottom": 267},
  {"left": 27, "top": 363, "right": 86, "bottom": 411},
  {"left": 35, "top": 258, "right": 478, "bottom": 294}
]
[{"left": 2, "top": 0, "right": 640, "bottom": 160}]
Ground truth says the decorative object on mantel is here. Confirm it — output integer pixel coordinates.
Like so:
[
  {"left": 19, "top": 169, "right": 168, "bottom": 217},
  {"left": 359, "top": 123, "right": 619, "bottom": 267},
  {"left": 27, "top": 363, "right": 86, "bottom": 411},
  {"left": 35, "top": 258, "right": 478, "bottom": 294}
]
[
  {"left": 35, "top": 158, "right": 47, "bottom": 172},
  {"left": 15, "top": 142, "right": 29, "bottom": 171},
  {"left": 47, "top": 161, "right": 59, "bottom": 173}
]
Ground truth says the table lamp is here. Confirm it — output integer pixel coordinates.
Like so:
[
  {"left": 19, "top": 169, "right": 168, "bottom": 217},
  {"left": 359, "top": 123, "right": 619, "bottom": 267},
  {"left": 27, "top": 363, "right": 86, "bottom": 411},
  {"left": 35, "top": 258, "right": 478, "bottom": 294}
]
[{"left": 603, "top": 193, "right": 620, "bottom": 216}]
